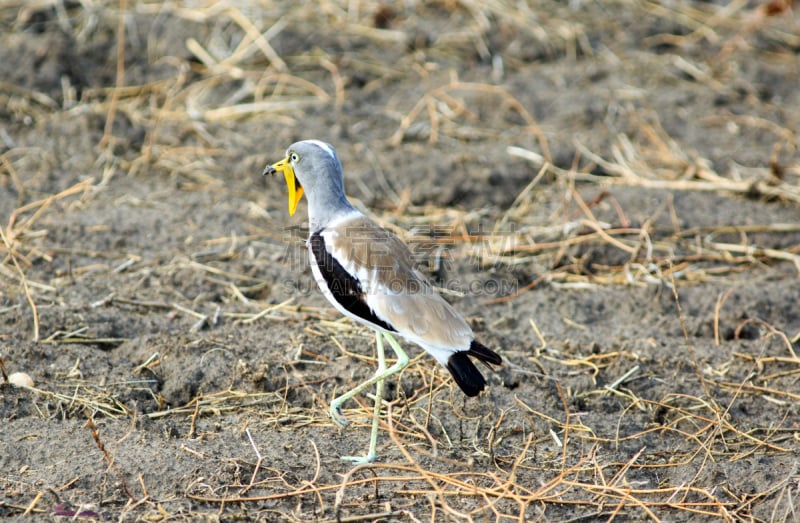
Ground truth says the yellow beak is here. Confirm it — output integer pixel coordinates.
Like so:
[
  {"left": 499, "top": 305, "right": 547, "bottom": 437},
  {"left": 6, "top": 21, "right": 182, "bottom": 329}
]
[{"left": 266, "top": 157, "right": 304, "bottom": 216}]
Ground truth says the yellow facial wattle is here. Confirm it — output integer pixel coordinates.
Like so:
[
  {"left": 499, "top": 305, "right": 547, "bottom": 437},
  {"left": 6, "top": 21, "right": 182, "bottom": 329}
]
[{"left": 269, "top": 157, "right": 304, "bottom": 216}]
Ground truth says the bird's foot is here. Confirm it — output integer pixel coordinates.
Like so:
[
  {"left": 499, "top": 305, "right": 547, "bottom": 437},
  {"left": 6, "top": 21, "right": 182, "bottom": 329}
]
[
  {"left": 340, "top": 451, "right": 376, "bottom": 465},
  {"left": 329, "top": 402, "right": 350, "bottom": 427}
]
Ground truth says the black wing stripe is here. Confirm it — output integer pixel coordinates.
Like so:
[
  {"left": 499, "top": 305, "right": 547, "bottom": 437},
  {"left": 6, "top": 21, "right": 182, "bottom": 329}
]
[{"left": 309, "top": 230, "right": 396, "bottom": 332}]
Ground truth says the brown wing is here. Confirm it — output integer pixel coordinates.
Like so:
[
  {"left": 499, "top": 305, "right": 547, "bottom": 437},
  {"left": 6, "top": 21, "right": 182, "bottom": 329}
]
[{"left": 323, "top": 215, "right": 473, "bottom": 353}]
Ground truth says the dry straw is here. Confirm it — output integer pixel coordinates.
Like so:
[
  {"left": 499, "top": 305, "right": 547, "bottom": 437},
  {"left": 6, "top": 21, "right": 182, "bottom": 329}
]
[{"left": 1, "top": 0, "right": 798, "bottom": 521}]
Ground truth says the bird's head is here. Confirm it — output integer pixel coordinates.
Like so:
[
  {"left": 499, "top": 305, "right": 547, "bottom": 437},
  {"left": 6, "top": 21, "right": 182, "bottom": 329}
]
[{"left": 263, "top": 140, "right": 342, "bottom": 216}]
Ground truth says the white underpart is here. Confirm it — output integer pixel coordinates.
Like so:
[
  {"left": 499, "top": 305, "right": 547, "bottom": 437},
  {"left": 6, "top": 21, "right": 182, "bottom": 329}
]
[{"left": 304, "top": 139, "right": 336, "bottom": 159}]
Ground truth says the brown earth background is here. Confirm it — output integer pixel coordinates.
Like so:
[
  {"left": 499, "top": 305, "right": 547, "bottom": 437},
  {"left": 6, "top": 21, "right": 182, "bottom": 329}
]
[{"left": 1, "top": 1, "right": 800, "bottom": 521}]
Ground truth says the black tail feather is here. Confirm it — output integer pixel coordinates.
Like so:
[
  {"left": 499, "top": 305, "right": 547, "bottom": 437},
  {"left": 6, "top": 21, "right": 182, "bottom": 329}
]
[
  {"left": 468, "top": 340, "right": 502, "bottom": 366},
  {"left": 446, "top": 340, "right": 502, "bottom": 397},
  {"left": 447, "top": 353, "right": 486, "bottom": 397}
]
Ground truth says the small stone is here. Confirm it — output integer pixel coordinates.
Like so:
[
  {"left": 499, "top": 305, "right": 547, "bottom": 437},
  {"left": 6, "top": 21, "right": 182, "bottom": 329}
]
[{"left": 8, "top": 372, "right": 34, "bottom": 388}]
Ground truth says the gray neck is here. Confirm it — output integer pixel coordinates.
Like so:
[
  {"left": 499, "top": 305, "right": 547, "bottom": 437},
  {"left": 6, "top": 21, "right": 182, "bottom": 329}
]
[
  {"left": 306, "top": 182, "right": 357, "bottom": 232},
  {"left": 299, "top": 150, "right": 358, "bottom": 232}
]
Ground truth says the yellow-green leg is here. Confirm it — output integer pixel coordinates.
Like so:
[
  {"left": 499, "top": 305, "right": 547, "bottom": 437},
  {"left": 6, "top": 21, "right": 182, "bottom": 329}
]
[{"left": 330, "top": 331, "right": 409, "bottom": 464}]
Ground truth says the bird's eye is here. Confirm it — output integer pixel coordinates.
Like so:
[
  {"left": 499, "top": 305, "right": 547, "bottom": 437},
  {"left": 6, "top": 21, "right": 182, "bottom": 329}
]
[{"left": 290, "top": 152, "right": 300, "bottom": 163}]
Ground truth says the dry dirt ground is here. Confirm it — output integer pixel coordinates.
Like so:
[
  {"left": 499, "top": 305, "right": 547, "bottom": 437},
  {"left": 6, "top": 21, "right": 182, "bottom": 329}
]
[{"left": 1, "top": 1, "right": 800, "bottom": 521}]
